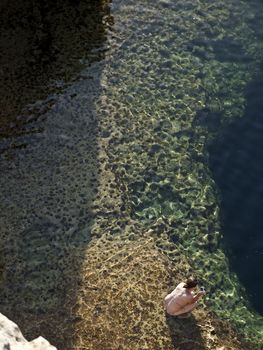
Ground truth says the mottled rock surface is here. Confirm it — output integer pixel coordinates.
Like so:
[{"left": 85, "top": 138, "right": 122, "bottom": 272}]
[
  {"left": 0, "top": 0, "right": 263, "bottom": 349},
  {"left": 0, "top": 313, "right": 57, "bottom": 350},
  {"left": 71, "top": 232, "right": 251, "bottom": 350}
]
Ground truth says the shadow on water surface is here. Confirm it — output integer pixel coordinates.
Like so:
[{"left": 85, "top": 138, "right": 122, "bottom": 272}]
[
  {"left": 0, "top": 0, "right": 111, "bottom": 348},
  {"left": 208, "top": 64, "right": 263, "bottom": 316},
  {"left": 0, "top": 0, "right": 111, "bottom": 141}
]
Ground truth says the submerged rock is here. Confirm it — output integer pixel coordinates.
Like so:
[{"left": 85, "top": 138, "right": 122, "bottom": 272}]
[
  {"left": 71, "top": 232, "right": 250, "bottom": 350},
  {"left": 0, "top": 313, "right": 57, "bottom": 350}
]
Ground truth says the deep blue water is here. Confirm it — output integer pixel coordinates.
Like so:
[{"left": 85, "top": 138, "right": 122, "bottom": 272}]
[{"left": 208, "top": 64, "right": 263, "bottom": 315}]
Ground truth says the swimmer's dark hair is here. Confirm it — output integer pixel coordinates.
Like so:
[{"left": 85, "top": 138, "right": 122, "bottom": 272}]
[{"left": 183, "top": 277, "right": 198, "bottom": 289}]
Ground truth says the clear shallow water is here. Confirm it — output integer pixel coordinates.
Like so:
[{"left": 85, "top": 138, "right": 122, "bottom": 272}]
[
  {"left": 104, "top": 1, "right": 263, "bottom": 344},
  {"left": 1, "top": 0, "right": 263, "bottom": 348}
]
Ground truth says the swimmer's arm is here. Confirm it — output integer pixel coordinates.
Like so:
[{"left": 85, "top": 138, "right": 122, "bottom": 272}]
[{"left": 192, "top": 291, "right": 205, "bottom": 302}]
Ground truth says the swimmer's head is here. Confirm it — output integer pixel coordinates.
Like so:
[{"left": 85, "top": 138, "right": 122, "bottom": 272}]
[{"left": 184, "top": 277, "right": 198, "bottom": 289}]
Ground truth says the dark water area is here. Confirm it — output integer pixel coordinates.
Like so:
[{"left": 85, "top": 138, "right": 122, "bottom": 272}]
[{"left": 208, "top": 66, "right": 263, "bottom": 316}]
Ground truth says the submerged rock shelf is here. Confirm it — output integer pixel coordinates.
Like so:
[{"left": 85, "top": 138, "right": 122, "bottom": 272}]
[
  {"left": 90, "top": 0, "right": 263, "bottom": 347},
  {"left": 0, "top": 0, "right": 263, "bottom": 349}
]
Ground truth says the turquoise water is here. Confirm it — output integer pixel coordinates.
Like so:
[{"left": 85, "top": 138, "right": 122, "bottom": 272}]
[{"left": 0, "top": 0, "right": 263, "bottom": 348}]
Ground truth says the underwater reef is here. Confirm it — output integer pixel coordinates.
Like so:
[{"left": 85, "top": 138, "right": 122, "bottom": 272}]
[{"left": 0, "top": 0, "right": 263, "bottom": 349}]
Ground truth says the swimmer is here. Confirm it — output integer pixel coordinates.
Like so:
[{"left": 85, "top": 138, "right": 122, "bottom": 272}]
[{"left": 164, "top": 277, "right": 205, "bottom": 317}]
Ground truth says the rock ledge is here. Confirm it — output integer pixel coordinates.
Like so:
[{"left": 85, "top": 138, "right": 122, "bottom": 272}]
[{"left": 0, "top": 313, "right": 57, "bottom": 350}]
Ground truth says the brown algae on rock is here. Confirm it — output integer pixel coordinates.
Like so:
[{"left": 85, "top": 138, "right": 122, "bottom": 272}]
[{"left": 72, "top": 232, "right": 250, "bottom": 350}]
